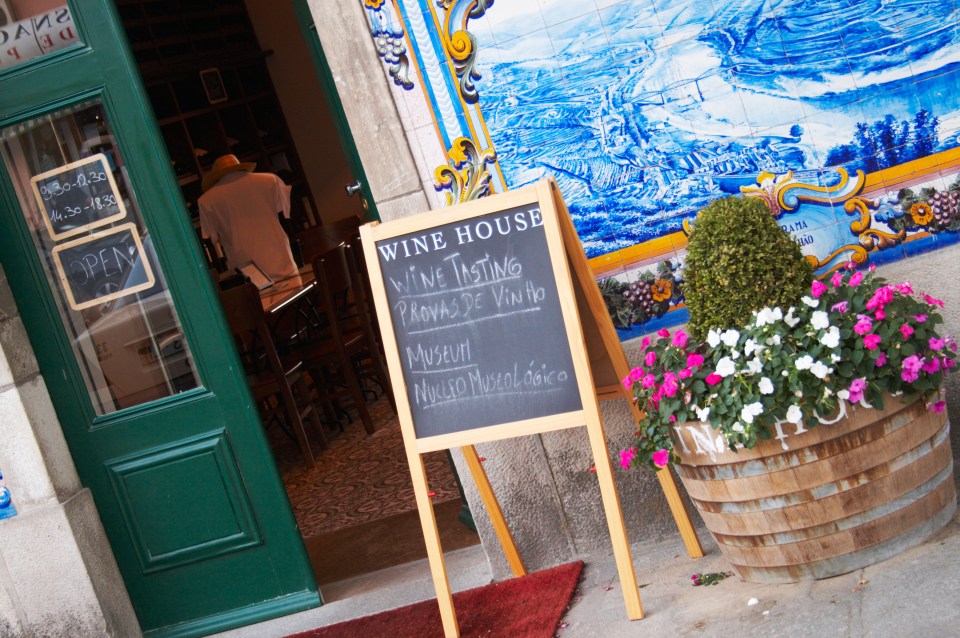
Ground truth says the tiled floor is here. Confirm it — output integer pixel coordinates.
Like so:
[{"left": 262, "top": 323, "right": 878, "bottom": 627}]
[{"left": 266, "top": 395, "right": 463, "bottom": 537}]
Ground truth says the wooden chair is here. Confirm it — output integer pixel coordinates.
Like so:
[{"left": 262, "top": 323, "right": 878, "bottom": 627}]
[
  {"left": 218, "top": 282, "right": 327, "bottom": 466},
  {"left": 295, "top": 218, "right": 395, "bottom": 413},
  {"left": 281, "top": 244, "right": 385, "bottom": 435}
]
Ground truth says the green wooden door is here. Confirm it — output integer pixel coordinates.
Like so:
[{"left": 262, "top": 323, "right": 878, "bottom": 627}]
[
  {"left": 292, "top": 0, "right": 380, "bottom": 222},
  {"left": 0, "top": 3, "right": 319, "bottom": 636}
]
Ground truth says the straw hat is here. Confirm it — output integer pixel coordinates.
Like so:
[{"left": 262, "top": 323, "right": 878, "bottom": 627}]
[{"left": 202, "top": 154, "right": 255, "bottom": 191}]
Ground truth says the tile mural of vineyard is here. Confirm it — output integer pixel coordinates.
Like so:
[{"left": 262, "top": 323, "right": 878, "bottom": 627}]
[{"left": 376, "top": 0, "right": 960, "bottom": 337}]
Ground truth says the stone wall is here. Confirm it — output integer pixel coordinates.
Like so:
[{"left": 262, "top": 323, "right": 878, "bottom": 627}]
[{"left": 0, "top": 263, "right": 140, "bottom": 637}]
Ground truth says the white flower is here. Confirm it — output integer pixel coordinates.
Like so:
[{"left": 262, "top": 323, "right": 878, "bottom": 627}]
[
  {"left": 707, "top": 329, "right": 721, "bottom": 348},
  {"left": 784, "top": 308, "right": 801, "bottom": 328},
  {"left": 837, "top": 389, "right": 850, "bottom": 401},
  {"left": 831, "top": 353, "right": 841, "bottom": 363},
  {"left": 811, "top": 311, "right": 830, "bottom": 331},
  {"left": 810, "top": 361, "right": 832, "bottom": 379},
  {"left": 766, "top": 334, "right": 782, "bottom": 346},
  {"left": 786, "top": 405, "right": 803, "bottom": 424},
  {"left": 747, "top": 357, "right": 763, "bottom": 374},
  {"left": 755, "top": 308, "right": 774, "bottom": 327},
  {"left": 731, "top": 349, "right": 741, "bottom": 360},
  {"left": 721, "top": 329, "right": 740, "bottom": 347},
  {"left": 732, "top": 423, "right": 745, "bottom": 433},
  {"left": 759, "top": 377, "right": 774, "bottom": 395},
  {"left": 715, "top": 356, "right": 737, "bottom": 377},
  {"left": 740, "top": 401, "right": 764, "bottom": 424},
  {"left": 795, "top": 355, "right": 814, "bottom": 371},
  {"left": 821, "top": 326, "right": 840, "bottom": 349},
  {"left": 697, "top": 406, "right": 710, "bottom": 422},
  {"left": 782, "top": 370, "right": 789, "bottom": 377},
  {"left": 802, "top": 295, "right": 819, "bottom": 308}
]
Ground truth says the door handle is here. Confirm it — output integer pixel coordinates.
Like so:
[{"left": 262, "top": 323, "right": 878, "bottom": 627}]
[{"left": 344, "top": 180, "right": 363, "bottom": 197}]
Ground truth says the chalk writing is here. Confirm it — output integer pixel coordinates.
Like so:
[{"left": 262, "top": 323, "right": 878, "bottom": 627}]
[
  {"left": 376, "top": 203, "right": 581, "bottom": 438},
  {"left": 51, "top": 223, "right": 156, "bottom": 311},
  {"left": 30, "top": 154, "right": 127, "bottom": 240}
]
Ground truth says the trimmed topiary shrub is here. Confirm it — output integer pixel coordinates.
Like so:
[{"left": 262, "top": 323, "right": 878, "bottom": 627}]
[{"left": 683, "top": 196, "right": 813, "bottom": 339}]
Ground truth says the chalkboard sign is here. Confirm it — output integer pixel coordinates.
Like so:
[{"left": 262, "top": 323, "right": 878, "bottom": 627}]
[
  {"left": 30, "top": 153, "right": 127, "bottom": 241},
  {"left": 51, "top": 223, "right": 156, "bottom": 311},
  {"left": 374, "top": 200, "right": 582, "bottom": 440},
  {"left": 360, "top": 182, "right": 651, "bottom": 636}
]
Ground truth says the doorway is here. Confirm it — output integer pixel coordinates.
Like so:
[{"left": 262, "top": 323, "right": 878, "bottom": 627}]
[{"left": 116, "top": 0, "right": 479, "bottom": 591}]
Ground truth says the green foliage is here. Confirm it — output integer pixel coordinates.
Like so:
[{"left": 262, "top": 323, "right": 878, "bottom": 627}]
[
  {"left": 622, "top": 266, "right": 957, "bottom": 472},
  {"left": 683, "top": 196, "right": 813, "bottom": 339}
]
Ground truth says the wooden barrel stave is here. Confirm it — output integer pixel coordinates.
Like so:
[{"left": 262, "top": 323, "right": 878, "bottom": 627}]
[
  {"left": 670, "top": 394, "right": 957, "bottom": 582},
  {"left": 693, "top": 423, "right": 952, "bottom": 535}
]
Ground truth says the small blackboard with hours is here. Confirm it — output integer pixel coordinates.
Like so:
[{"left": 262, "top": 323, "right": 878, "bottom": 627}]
[
  {"left": 372, "top": 200, "right": 583, "bottom": 440},
  {"left": 51, "top": 223, "right": 156, "bottom": 311},
  {"left": 30, "top": 153, "right": 127, "bottom": 241}
]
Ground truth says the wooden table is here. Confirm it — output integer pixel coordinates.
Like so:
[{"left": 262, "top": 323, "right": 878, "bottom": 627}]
[{"left": 260, "top": 266, "right": 315, "bottom": 314}]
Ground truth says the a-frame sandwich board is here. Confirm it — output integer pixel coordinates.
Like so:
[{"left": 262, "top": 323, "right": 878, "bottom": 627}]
[{"left": 360, "top": 179, "right": 701, "bottom": 638}]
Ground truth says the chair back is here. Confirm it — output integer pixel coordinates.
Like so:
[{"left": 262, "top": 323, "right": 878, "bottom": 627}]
[
  {"left": 217, "top": 282, "right": 278, "bottom": 375},
  {"left": 311, "top": 244, "right": 354, "bottom": 326},
  {"left": 296, "top": 215, "right": 363, "bottom": 266}
]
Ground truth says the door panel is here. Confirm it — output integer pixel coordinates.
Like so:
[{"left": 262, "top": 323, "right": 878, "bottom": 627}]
[{"left": 0, "top": 2, "right": 319, "bottom": 636}]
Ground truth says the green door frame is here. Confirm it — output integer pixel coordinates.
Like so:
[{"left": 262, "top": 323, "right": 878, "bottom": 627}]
[
  {"left": 291, "top": 0, "right": 380, "bottom": 222},
  {"left": 0, "top": 2, "right": 319, "bottom": 636}
]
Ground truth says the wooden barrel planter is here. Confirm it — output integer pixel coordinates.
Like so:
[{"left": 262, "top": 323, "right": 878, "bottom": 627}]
[{"left": 671, "top": 394, "right": 956, "bottom": 583}]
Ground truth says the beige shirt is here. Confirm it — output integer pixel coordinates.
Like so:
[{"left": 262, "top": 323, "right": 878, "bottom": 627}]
[{"left": 198, "top": 171, "right": 297, "bottom": 281}]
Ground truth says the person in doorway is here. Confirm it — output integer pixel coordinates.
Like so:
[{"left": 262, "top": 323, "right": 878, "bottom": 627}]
[{"left": 198, "top": 154, "right": 298, "bottom": 281}]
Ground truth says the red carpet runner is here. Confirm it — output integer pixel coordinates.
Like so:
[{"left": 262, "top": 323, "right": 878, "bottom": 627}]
[{"left": 286, "top": 561, "right": 584, "bottom": 638}]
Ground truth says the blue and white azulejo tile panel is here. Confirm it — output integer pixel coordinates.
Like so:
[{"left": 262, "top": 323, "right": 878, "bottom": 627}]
[{"left": 365, "top": 0, "right": 960, "bottom": 336}]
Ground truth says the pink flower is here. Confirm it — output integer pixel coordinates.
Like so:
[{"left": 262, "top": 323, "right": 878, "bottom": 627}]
[
  {"left": 848, "top": 377, "right": 867, "bottom": 403},
  {"left": 622, "top": 375, "right": 632, "bottom": 390},
  {"left": 811, "top": 280, "right": 828, "bottom": 298},
  {"left": 669, "top": 414, "right": 677, "bottom": 422},
  {"left": 641, "top": 336, "right": 651, "bottom": 349},
  {"left": 661, "top": 372, "right": 679, "bottom": 397},
  {"left": 831, "top": 301, "right": 849, "bottom": 314},
  {"left": 867, "top": 286, "right": 894, "bottom": 310},
  {"left": 869, "top": 264, "right": 877, "bottom": 272},
  {"left": 854, "top": 316, "right": 873, "bottom": 335},
  {"left": 933, "top": 400, "right": 946, "bottom": 413},
  {"left": 896, "top": 282, "right": 914, "bottom": 295},
  {"left": 923, "top": 358, "right": 941, "bottom": 374},
  {"left": 922, "top": 293, "right": 945, "bottom": 308},
  {"left": 686, "top": 353, "right": 704, "bottom": 369},
  {"left": 645, "top": 351, "right": 657, "bottom": 367},
  {"left": 642, "top": 374, "right": 657, "bottom": 389},
  {"left": 658, "top": 328, "right": 671, "bottom": 338},
  {"left": 876, "top": 352, "right": 887, "bottom": 367},
  {"left": 944, "top": 357, "right": 956, "bottom": 369},
  {"left": 930, "top": 337, "right": 945, "bottom": 351},
  {"left": 848, "top": 271, "right": 864, "bottom": 287},
  {"left": 913, "top": 314, "right": 928, "bottom": 323},
  {"left": 619, "top": 447, "right": 637, "bottom": 469},
  {"left": 652, "top": 449, "right": 670, "bottom": 468},
  {"left": 679, "top": 367, "right": 693, "bottom": 379},
  {"left": 900, "top": 324, "right": 914, "bottom": 339},
  {"left": 875, "top": 309, "right": 886, "bottom": 321},
  {"left": 831, "top": 271, "right": 844, "bottom": 287},
  {"left": 705, "top": 373, "right": 722, "bottom": 386},
  {"left": 863, "top": 333, "right": 882, "bottom": 350},
  {"left": 845, "top": 261, "right": 856, "bottom": 270},
  {"left": 672, "top": 329, "right": 689, "bottom": 349},
  {"left": 630, "top": 366, "right": 644, "bottom": 381},
  {"left": 902, "top": 354, "right": 924, "bottom": 382}
]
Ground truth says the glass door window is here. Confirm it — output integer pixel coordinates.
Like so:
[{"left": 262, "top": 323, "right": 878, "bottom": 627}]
[
  {"left": 1, "top": 99, "right": 200, "bottom": 414},
  {"left": 0, "top": 2, "right": 80, "bottom": 72}
]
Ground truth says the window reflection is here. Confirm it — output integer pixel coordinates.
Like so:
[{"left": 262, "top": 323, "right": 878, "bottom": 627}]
[
  {"left": 1, "top": 101, "right": 200, "bottom": 415},
  {"left": 0, "top": 3, "right": 79, "bottom": 72}
]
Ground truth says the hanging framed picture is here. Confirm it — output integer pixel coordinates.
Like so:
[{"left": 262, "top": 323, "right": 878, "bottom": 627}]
[{"left": 200, "top": 67, "right": 228, "bottom": 104}]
